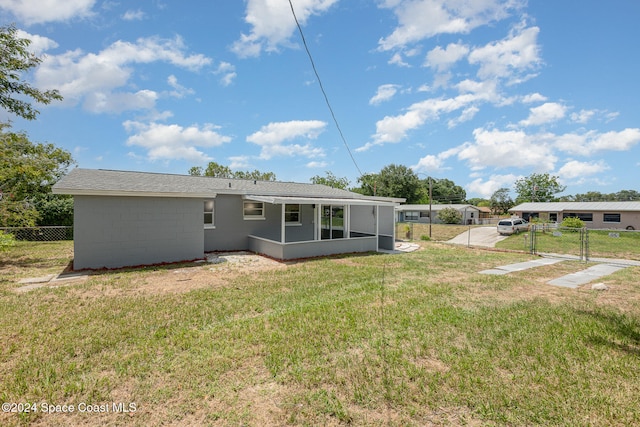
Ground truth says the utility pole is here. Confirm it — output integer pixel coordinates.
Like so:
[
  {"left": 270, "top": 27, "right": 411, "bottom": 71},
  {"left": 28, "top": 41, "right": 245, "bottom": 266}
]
[{"left": 429, "top": 177, "right": 433, "bottom": 238}]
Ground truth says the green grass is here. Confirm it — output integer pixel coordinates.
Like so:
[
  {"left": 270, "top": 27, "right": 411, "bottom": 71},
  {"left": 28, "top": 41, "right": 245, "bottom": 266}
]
[
  {"left": 1, "top": 242, "right": 639, "bottom": 426},
  {"left": 496, "top": 228, "right": 640, "bottom": 261}
]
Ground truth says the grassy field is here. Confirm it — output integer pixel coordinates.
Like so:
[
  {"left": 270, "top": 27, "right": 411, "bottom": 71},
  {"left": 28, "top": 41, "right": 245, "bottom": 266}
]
[{"left": 1, "top": 241, "right": 639, "bottom": 426}]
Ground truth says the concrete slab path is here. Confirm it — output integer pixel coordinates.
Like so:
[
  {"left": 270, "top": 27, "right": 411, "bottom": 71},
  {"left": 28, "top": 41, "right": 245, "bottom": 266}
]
[
  {"left": 547, "top": 264, "right": 627, "bottom": 288},
  {"left": 480, "top": 256, "right": 631, "bottom": 289},
  {"left": 479, "top": 258, "right": 564, "bottom": 275}
]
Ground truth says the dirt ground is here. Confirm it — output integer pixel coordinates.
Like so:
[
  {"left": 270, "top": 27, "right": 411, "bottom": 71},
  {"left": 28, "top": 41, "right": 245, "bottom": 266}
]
[{"left": 14, "top": 252, "right": 289, "bottom": 295}]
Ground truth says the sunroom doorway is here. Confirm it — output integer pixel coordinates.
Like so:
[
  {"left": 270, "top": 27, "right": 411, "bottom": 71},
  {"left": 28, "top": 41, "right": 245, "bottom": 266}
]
[{"left": 320, "top": 205, "right": 346, "bottom": 239}]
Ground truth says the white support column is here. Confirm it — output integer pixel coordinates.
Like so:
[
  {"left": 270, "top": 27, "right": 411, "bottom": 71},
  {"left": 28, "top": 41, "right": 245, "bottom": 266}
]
[
  {"left": 375, "top": 205, "right": 380, "bottom": 252},
  {"left": 345, "top": 204, "right": 350, "bottom": 238},
  {"left": 281, "top": 203, "right": 286, "bottom": 244}
]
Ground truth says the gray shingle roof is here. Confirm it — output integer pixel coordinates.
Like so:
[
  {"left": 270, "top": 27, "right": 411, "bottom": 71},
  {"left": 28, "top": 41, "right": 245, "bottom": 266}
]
[
  {"left": 53, "top": 168, "right": 403, "bottom": 203},
  {"left": 510, "top": 202, "right": 640, "bottom": 212}
]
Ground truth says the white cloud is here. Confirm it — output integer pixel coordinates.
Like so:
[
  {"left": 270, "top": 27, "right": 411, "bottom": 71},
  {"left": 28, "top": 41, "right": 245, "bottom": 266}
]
[
  {"left": 306, "top": 160, "right": 328, "bottom": 168},
  {"left": 15, "top": 29, "right": 58, "bottom": 54},
  {"left": 123, "top": 121, "right": 232, "bottom": 163},
  {"left": 231, "top": 0, "right": 338, "bottom": 58},
  {"left": 425, "top": 42, "right": 469, "bottom": 72},
  {"left": 229, "top": 155, "right": 251, "bottom": 169},
  {"left": 167, "top": 75, "right": 194, "bottom": 98},
  {"left": 85, "top": 89, "right": 158, "bottom": 114},
  {"left": 246, "top": 120, "right": 327, "bottom": 160},
  {"left": 570, "top": 109, "right": 596, "bottom": 124},
  {"left": 521, "top": 92, "right": 547, "bottom": 103},
  {"left": 214, "top": 62, "right": 237, "bottom": 87},
  {"left": 448, "top": 106, "right": 479, "bottom": 128},
  {"left": 457, "top": 128, "right": 557, "bottom": 171},
  {"left": 519, "top": 102, "right": 566, "bottom": 126},
  {"left": 388, "top": 52, "right": 410, "bottom": 67},
  {"left": 557, "top": 160, "right": 609, "bottom": 180},
  {"left": 122, "top": 9, "right": 145, "bottom": 21},
  {"left": 369, "top": 84, "right": 401, "bottom": 105},
  {"left": 34, "top": 36, "right": 212, "bottom": 113},
  {"left": 0, "top": 0, "right": 95, "bottom": 24},
  {"left": 556, "top": 128, "right": 640, "bottom": 155},
  {"left": 468, "top": 25, "right": 541, "bottom": 82},
  {"left": 466, "top": 173, "right": 520, "bottom": 198},
  {"left": 378, "top": 0, "right": 522, "bottom": 51},
  {"left": 361, "top": 82, "right": 502, "bottom": 150}
]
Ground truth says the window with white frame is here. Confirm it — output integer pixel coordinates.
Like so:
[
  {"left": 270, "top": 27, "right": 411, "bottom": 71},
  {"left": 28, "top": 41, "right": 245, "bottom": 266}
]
[
  {"left": 243, "top": 201, "right": 265, "bottom": 219},
  {"left": 285, "top": 204, "right": 301, "bottom": 224},
  {"left": 204, "top": 200, "right": 215, "bottom": 228},
  {"left": 405, "top": 211, "right": 419, "bottom": 221}
]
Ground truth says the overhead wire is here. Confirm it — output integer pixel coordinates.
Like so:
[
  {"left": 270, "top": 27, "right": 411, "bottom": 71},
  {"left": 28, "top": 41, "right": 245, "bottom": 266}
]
[{"left": 287, "top": 0, "right": 364, "bottom": 178}]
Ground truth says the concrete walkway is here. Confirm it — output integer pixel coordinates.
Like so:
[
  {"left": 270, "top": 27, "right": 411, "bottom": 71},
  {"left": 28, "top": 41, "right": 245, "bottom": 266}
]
[
  {"left": 480, "top": 255, "right": 633, "bottom": 289},
  {"left": 547, "top": 264, "right": 627, "bottom": 288},
  {"left": 447, "top": 226, "right": 508, "bottom": 247},
  {"left": 479, "top": 257, "right": 564, "bottom": 275}
]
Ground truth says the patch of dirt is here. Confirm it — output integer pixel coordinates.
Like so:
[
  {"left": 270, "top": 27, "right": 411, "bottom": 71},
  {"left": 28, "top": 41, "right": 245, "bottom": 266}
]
[{"left": 17, "top": 252, "right": 288, "bottom": 297}]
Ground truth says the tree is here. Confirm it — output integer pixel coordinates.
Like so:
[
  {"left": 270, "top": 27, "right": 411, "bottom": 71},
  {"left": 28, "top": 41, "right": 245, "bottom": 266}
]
[
  {"left": 233, "top": 170, "right": 276, "bottom": 181},
  {"left": 310, "top": 171, "right": 350, "bottom": 189},
  {"left": 188, "top": 161, "right": 276, "bottom": 181},
  {"left": 490, "top": 187, "right": 514, "bottom": 214},
  {"left": 467, "top": 197, "right": 490, "bottom": 207},
  {"left": 427, "top": 178, "right": 466, "bottom": 203},
  {"left": 354, "top": 164, "right": 424, "bottom": 203},
  {"left": 514, "top": 173, "right": 566, "bottom": 204},
  {"left": 0, "top": 126, "right": 75, "bottom": 226},
  {"left": 437, "top": 207, "right": 462, "bottom": 224},
  {"left": 1, "top": 25, "right": 63, "bottom": 120}
]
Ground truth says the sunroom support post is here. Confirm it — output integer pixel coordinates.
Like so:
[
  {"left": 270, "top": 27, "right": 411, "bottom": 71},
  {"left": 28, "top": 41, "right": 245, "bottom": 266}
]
[
  {"left": 281, "top": 203, "right": 286, "bottom": 244},
  {"left": 375, "top": 205, "right": 380, "bottom": 252}
]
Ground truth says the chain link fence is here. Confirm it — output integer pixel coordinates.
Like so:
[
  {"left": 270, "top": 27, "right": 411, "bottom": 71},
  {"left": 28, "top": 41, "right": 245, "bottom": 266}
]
[
  {"left": 529, "top": 225, "right": 640, "bottom": 261},
  {"left": 0, "top": 226, "right": 73, "bottom": 241}
]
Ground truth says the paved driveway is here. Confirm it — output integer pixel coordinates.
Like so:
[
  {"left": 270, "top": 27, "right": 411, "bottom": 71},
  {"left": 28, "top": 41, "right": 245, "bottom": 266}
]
[{"left": 447, "top": 226, "right": 509, "bottom": 247}]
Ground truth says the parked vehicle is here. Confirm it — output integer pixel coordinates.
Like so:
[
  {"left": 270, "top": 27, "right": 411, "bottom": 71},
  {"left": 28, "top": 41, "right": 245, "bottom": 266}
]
[{"left": 497, "top": 218, "right": 529, "bottom": 235}]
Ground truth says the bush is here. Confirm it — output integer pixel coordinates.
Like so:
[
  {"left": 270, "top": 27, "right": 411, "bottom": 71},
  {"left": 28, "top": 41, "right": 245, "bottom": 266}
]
[
  {"left": 561, "top": 217, "right": 585, "bottom": 228},
  {"left": 0, "top": 231, "right": 16, "bottom": 251},
  {"left": 437, "top": 207, "right": 462, "bottom": 224},
  {"left": 420, "top": 235, "right": 430, "bottom": 241}
]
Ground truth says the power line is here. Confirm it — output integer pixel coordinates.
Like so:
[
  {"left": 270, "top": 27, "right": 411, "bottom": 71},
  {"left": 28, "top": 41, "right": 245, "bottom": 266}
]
[{"left": 288, "top": 0, "right": 363, "bottom": 178}]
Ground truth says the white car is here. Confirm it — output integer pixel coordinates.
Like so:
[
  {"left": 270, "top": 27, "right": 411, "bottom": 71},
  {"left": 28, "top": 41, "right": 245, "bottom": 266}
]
[{"left": 497, "top": 218, "right": 529, "bottom": 235}]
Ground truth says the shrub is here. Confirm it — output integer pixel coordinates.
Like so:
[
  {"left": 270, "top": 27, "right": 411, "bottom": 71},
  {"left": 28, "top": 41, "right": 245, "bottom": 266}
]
[
  {"left": 0, "top": 231, "right": 16, "bottom": 251},
  {"left": 437, "top": 207, "right": 462, "bottom": 224},
  {"left": 420, "top": 235, "right": 430, "bottom": 241},
  {"left": 561, "top": 217, "right": 585, "bottom": 229}
]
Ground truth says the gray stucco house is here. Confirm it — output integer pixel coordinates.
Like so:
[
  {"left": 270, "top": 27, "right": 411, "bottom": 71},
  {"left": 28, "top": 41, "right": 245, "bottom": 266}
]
[
  {"left": 396, "top": 204, "right": 482, "bottom": 225},
  {"left": 53, "top": 169, "right": 404, "bottom": 270}
]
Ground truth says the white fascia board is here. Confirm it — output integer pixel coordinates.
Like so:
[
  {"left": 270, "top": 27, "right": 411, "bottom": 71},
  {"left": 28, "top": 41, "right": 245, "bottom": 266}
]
[
  {"left": 244, "top": 195, "right": 398, "bottom": 207},
  {"left": 51, "top": 189, "right": 217, "bottom": 198}
]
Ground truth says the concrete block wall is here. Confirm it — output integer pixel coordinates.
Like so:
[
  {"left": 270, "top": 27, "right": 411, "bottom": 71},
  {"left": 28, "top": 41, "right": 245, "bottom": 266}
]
[{"left": 73, "top": 196, "right": 203, "bottom": 269}]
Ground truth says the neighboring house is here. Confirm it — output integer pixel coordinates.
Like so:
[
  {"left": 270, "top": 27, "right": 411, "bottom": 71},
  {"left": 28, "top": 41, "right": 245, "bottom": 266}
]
[
  {"left": 52, "top": 169, "right": 404, "bottom": 270},
  {"left": 509, "top": 202, "right": 640, "bottom": 230},
  {"left": 396, "top": 204, "right": 481, "bottom": 225}
]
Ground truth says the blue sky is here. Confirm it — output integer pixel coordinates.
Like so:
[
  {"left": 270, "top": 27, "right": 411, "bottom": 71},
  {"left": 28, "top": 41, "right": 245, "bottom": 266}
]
[{"left": 2, "top": 0, "right": 639, "bottom": 199}]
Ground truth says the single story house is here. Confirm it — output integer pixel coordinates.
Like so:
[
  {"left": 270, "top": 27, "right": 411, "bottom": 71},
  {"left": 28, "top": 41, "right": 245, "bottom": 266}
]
[
  {"left": 52, "top": 169, "right": 404, "bottom": 270},
  {"left": 396, "top": 204, "right": 482, "bottom": 225},
  {"left": 509, "top": 202, "right": 640, "bottom": 230}
]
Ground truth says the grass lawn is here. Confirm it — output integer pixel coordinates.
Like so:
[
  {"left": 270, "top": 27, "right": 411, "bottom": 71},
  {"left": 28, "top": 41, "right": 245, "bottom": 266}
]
[
  {"left": 496, "top": 228, "right": 640, "bottom": 261},
  {"left": 1, "top": 241, "right": 639, "bottom": 426}
]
